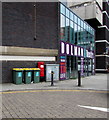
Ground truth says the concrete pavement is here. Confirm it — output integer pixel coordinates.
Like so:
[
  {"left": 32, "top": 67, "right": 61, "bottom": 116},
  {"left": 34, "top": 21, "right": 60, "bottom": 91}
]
[
  {"left": 1, "top": 74, "right": 109, "bottom": 119},
  {"left": 1, "top": 74, "right": 108, "bottom": 92}
]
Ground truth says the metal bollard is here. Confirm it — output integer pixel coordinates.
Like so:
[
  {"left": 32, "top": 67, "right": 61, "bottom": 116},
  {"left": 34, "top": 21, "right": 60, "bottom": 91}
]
[
  {"left": 51, "top": 71, "right": 54, "bottom": 86},
  {"left": 78, "top": 71, "right": 81, "bottom": 86}
]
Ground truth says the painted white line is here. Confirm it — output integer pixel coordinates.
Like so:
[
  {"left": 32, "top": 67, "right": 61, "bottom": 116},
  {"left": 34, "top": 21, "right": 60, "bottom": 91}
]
[{"left": 78, "top": 105, "right": 109, "bottom": 112}]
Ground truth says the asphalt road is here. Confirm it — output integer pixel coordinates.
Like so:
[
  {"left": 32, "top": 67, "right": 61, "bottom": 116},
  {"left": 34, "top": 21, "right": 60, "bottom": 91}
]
[{"left": 1, "top": 89, "right": 108, "bottom": 119}]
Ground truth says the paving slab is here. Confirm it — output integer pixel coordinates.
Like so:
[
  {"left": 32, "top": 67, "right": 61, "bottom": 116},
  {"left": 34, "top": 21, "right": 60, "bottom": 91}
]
[
  {"left": 0, "top": 74, "right": 108, "bottom": 92},
  {"left": 2, "top": 88, "right": 108, "bottom": 119}
]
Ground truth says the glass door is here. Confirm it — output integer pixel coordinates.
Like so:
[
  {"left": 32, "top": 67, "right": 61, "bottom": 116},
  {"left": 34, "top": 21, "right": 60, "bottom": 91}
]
[{"left": 66, "top": 56, "right": 70, "bottom": 79}]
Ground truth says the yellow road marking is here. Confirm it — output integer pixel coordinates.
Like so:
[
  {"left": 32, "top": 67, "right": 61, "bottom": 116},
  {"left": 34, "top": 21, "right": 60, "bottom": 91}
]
[{"left": 0, "top": 89, "right": 109, "bottom": 94}]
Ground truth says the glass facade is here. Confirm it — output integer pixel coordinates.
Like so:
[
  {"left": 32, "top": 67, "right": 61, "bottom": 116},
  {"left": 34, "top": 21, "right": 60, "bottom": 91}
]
[{"left": 60, "top": 3, "right": 95, "bottom": 80}]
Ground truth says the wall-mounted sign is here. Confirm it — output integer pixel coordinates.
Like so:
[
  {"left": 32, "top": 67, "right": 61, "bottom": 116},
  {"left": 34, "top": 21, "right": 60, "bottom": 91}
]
[
  {"left": 60, "top": 41, "right": 94, "bottom": 58},
  {"left": 60, "top": 56, "right": 66, "bottom": 80}
]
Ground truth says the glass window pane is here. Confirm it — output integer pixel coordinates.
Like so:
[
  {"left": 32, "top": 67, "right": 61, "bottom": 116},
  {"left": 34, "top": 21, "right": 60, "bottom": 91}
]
[
  {"left": 77, "top": 26, "right": 81, "bottom": 45},
  {"left": 70, "top": 21, "right": 73, "bottom": 28},
  {"left": 90, "top": 28, "right": 92, "bottom": 34},
  {"left": 92, "top": 29, "right": 94, "bottom": 35},
  {"left": 74, "top": 14, "right": 75, "bottom": 21},
  {"left": 66, "top": 18, "right": 69, "bottom": 26},
  {"left": 93, "top": 30, "right": 94, "bottom": 35},
  {"left": 78, "top": 25, "right": 80, "bottom": 32},
  {"left": 88, "top": 26, "right": 90, "bottom": 33},
  {"left": 66, "top": 8, "right": 69, "bottom": 18},
  {"left": 81, "top": 28, "right": 84, "bottom": 46},
  {"left": 90, "top": 28, "right": 91, "bottom": 34},
  {"left": 60, "top": 4, "right": 65, "bottom": 15},
  {"left": 89, "top": 27, "right": 91, "bottom": 34},
  {"left": 70, "top": 12, "right": 73, "bottom": 21},
  {"left": 60, "top": 14, "right": 65, "bottom": 27},
  {"left": 70, "top": 21, "right": 74, "bottom": 44},
  {"left": 78, "top": 18, "right": 81, "bottom": 26},
  {"left": 65, "top": 18, "right": 69, "bottom": 41},
  {"left": 60, "top": 14, "right": 65, "bottom": 41},
  {"left": 81, "top": 20, "right": 83, "bottom": 28},
  {"left": 74, "top": 14, "right": 77, "bottom": 23},
  {"left": 84, "top": 22, "right": 86, "bottom": 29},
  {"left": 85, "top": 24, "right": 87, "bottom": 31},
  {"left": 87, "top": 26, "right": 88, "bottom": 32},
  {"left": 74, "top": 23, "right": 78, "bottom": 44},
  {"left": 74, "top": 23, "right": 77, "bottom": 31},
  {"left": 75, "top": 16, "right": 78, "bottom": 23}
]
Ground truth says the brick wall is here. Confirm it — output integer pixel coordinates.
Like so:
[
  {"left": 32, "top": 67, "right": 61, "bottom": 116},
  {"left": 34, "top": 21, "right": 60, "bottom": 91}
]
[
  {"left": 2, "top": 61, "right": 56, "bottom": 83},
  {"left": 2, "top": 2, "right": 59, "bottom": 49},
  {"left": 2, "top": 2, "right": 60, "bottom": 83}
]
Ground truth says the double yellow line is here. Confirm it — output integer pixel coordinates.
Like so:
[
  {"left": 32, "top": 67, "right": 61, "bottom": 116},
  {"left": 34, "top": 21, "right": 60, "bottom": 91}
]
[{"left": 0, "top": 89, "right": 109, "bottom": 94}]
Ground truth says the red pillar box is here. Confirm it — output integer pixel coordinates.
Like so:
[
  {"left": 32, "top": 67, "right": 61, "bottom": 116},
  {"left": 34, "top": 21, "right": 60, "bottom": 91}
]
[{"left": 37, "top": 62, "right": 45, "bottom": 82}]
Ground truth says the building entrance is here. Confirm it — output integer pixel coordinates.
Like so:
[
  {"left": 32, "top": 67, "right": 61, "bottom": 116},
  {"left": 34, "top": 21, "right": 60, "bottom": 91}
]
[{"left": 66, "top": 56, "right": 78, "bottom": 79}]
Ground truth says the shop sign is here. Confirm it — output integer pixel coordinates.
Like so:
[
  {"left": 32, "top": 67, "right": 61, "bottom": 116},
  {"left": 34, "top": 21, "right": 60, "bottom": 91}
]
[
  {"left": 60, "top": 56, "right": 66, "bottom": 80},
  {"left": 60, "top": 41, "right": 94, "bottom": 58}
]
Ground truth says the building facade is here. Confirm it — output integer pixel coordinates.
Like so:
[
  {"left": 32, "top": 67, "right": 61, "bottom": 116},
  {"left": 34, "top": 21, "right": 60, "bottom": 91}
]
[
  {"left": 96, "top": 1, "right": 109, "bottom": 72},
  {"left": 60, "top": 3, "right": 95, "bottom": 80},
  {"left": 1, "top": 2, "right": 95, "bottom": 83},
  {"left": 1, "top": 2, "right": 59, "bottom": 83},
  {"left": 68, "top": 0, "right": 109, "bottom": 72}
]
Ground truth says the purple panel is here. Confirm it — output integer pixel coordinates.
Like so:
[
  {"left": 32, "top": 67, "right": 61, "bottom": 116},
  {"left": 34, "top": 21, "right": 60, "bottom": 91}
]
[{"left": 60, "top": 75, "right": 66, "bottom": 80}]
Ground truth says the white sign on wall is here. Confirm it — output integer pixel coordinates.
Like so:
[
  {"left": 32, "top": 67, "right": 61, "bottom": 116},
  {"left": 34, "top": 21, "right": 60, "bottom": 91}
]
[
  {"left": 74, "top": 46, "right": 77, "bottom": 56},
  {"left": 78, "top": 47, "right": 80, "bottom": 56},
  {"left": 71, "top": 45, "right": 73, "bottom": 55},
  {"left": 60, "top": 42, "right": 94, "bottom": 58},
  {"left": 61, "top": 42, "right": 65, "bottom": 54},
  {"left": 81, "top": 48, "right": 84, "bottom": 57},
  {"left": 66, "top": 44, "right": 69, "bottom": 55}
]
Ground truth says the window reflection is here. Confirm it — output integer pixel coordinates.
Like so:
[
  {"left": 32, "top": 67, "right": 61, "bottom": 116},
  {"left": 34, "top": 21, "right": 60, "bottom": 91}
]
[
  {"left": 81, "top": 20, "right": 83, "bottom": 28},
  {"left": 70, "top": 12, "right": 73, "bottom": 21},
  {"left": 66, "top": 8, "right": 69, "bottom": 18},
  {"left": 74, "top": 15, "right": 78, "bottom": 23},
  {"left": 60, "top": 3, "right": 95, "bottom": 50},
  {"left": 60, "top": 4, "right": 65, "bottom": 15},
  {"left": 60, "top": 14, "right": 65, "bottom": 41},
  {"left": 70, "top": 21, "right": 74, "bottom": 44},
  {"left": 65, "top": 18, "right": 69, "bottom": 41},
  {"left": 60, "top": 3, "right": 95, "bottom": 78},
  {"left": 78, "top": 18, "right": 81, "bottom": 26},
  {"left": 74, "top": 23, "right": 78, "bottom": 44}
]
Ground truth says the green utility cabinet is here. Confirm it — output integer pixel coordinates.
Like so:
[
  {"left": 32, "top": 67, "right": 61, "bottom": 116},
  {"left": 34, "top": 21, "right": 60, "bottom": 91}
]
[
  {"left": 32, "top": 68, "right": 40, "bottom": 83},
  {"left": 24, "top": 68, "right": 32, "bottom": 84},
  {"left": 12, "top": 68, "right": 23, "bottom": 85}
]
